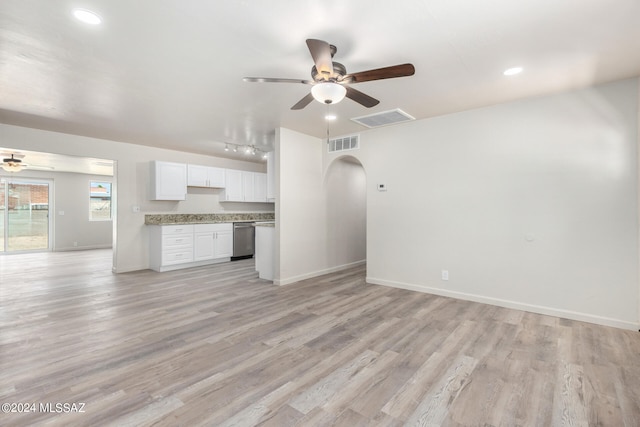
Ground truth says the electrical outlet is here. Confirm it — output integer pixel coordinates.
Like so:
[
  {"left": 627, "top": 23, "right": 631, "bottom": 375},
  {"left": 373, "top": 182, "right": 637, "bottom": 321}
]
[{"left": 441, "top": 270, "right": 449, "bottom": 281}]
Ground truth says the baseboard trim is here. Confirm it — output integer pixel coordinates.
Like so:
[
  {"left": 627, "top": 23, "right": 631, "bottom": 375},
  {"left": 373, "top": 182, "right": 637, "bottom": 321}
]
[
  {"left": 276, "top": 260, "right": 366, "bottom": 286},
  {"left": 151, "top": 257, "right": 231, "bottom": 273},
  {"left": 366, "top": 276, "right": 639, "bottom": 331},
  {"left": 55, "top": 244, "right": 113, "bottom": 252},
  {"left": 114, "top": 264, "right": 148, "bottom": 274}
]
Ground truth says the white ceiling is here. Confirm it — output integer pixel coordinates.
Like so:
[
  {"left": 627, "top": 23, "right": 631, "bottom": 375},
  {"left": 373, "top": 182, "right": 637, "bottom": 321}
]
[{"left": 1, "top": 0, "right": 640, "bottom": 164}]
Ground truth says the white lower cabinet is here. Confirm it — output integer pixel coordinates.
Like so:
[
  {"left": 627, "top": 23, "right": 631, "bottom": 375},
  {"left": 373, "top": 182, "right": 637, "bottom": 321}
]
[
  {"left": 213, "top": 227, "right": 233, "bottom": 258},
  {"left": 149, "top": 223, "right": 232, "bottom": 272},
  {"left": 194, "top": 224, "right": 233, "bottom": 261}
]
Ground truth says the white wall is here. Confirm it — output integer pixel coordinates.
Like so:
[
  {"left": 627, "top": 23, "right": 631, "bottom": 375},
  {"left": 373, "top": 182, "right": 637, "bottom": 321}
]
[
  {"left": 325, "top": 77, "right": 639, "bottom": 330},
  {"left": 0, "top": 123, "right": 272, "bottom": 272},
  {"left": 53, "top": 172, "right": 113, "bottom": 251},
  {"left": 275, "top": 129, "right": 366, "bottom": 285},
  {"left": 275, "top": 128, "right": 326, "bottom": 284},
  {"left": 324, "top": 157, "right": 366, "bottom": 267}
]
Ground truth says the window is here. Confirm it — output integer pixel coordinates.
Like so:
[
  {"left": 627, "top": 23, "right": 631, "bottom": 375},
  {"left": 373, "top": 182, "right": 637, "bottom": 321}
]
[{"left": 90, "top": 181, "right": 112, "bottom": 221}]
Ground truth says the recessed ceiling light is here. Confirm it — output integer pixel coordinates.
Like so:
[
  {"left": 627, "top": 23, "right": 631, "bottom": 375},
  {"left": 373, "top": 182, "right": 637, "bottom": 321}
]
[
  {"left": 73, "top": 9, "right": 102, "bottom": 25},
  {"left": 325, "top": 114, "right": 337, "bottom": 121},
  {"left": 503, "top": 67, "right": 523, "bottom": 76}
]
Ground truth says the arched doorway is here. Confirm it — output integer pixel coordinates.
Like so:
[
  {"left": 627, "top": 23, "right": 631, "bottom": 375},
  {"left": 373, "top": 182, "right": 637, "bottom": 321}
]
[{"left": 324, "top": 155, "right": 367, "bottom": 268}]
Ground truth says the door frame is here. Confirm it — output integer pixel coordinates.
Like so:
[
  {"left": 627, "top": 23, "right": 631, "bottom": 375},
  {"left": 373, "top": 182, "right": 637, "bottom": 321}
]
[{"left": 0, "top": 177, "right": 54, "bottom": 253}]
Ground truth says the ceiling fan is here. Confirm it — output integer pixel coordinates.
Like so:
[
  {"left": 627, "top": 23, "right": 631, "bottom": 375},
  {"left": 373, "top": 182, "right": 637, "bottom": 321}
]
[
  {"left": 1, "top": 153, "right": 53, "bottom": 173},
  {"left": 244, "top": 39, "right": 415, "bottom": 110}
]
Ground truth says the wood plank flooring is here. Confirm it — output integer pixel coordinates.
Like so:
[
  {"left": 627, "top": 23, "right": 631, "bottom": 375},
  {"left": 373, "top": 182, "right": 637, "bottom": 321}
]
[{"left": 1, "top": 249, "right": 639, "bottom": 426}]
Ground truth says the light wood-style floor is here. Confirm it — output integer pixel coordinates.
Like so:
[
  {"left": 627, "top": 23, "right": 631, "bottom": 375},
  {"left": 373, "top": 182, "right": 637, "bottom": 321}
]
[{"left": 1, "top": 250, "right": 639, "bottom": 426}]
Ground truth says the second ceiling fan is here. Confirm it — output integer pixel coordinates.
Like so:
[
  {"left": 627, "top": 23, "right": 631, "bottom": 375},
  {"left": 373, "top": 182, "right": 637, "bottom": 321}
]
[{"left": 244, "top": 39, "right": 415, "bottom": 110}]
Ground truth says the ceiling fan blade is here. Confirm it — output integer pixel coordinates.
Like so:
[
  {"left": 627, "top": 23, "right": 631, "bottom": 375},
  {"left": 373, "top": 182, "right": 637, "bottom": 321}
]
[
  {"left": 345, "top": 86, "right": 380, "bottom": 108},
  {"left": 291, "top": 93, "right": 315, "bottom": 110},
  {"left": 343, "top": 63, "right": 415, "bottom": 84},
  {"left": 25, "top": 164, "right": 55, "bottom": 170},
  {"left": 243, "top": 77, "right": 313, "bottom": 84},
  {"left": 306, "top": 39, "right": 334, "bottom": 79}
]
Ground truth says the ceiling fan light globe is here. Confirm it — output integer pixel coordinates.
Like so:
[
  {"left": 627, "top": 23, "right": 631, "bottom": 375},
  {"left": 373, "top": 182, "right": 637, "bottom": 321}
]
[
  {"left": 311, "top": 83, "right": 346, "bottom": 105},
  {"left": 2, "top": 162, "right": 23, "bottom": 172}
]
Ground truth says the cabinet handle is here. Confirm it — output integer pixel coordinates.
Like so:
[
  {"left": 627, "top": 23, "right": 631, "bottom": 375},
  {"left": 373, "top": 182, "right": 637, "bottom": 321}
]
[
  {"left": 176, "top": 238, "right": 183, "bottom": 242},
  {"left": 175, "top": 228, "right": 183, "bottom": 232}
]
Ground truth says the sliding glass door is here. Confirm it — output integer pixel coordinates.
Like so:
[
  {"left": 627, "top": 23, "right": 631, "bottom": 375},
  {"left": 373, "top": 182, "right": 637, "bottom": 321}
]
[{"left": 0, "top": 178, "right": 52, "bottom": 252}]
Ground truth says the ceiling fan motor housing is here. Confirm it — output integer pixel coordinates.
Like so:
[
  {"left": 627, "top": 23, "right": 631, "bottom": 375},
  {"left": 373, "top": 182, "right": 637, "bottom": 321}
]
[
  {"left": 3, "top": 154, "right": 22, "bottom": 164},
  {"left": 311, "top": 62, "right": 347, "bottom": 82}
]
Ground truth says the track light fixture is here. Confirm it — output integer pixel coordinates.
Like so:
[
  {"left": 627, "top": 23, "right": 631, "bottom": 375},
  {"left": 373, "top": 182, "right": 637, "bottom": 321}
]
[{"left": 222, "top": 143, "right": 270, "bottom": 160}]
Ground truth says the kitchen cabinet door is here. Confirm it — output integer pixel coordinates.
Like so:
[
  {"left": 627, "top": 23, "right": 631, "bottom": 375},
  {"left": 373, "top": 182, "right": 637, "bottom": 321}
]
[
  {"left": 266, "top": 151, "right": 275, "bottom": 201},
  {"left": 242, "top": 172, "right": 255, "bottom": 202},
  {"left": 254, "top": 172, "right": 267, "bottom": 202},
  {"left": 188, "top": 165, "right": 226, "bottom": 188},
  {"left": 187, "top": 164, "right": 209, "bottom": 187},
  {"left": 150, "top": 161, "right": 187, "bottom": 201},
  {"left": 213, "top": 229, "right": 233, "bottom": 258},
  {"left": 224, "top": 170, "right": 244, "bottom": 201},
  {"left": 208, "top": 167, "right": 226, "bottom": 187},
  {"left": 194, "top": 223, "right": 232, "bottom": 260},
  {"left": 193, "top": 231, "right": 215, "bottom": 261}
]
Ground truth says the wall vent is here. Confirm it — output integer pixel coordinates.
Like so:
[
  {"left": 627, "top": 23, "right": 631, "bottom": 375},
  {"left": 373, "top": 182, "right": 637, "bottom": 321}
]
[
  {"left": 351, "top": 108, "right": 415, "bottom": 128},
  {"left": 328, "top": 134, "right": 359, "bottom": 153}
]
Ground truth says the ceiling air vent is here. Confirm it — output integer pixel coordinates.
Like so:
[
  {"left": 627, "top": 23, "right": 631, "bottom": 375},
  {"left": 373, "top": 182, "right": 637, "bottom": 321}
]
[
  {"left": 328, "top": 134, "right": 359, "bottom": 153},
  {"left": 351, "top": 108, "right": 415, "bottom": 128}
]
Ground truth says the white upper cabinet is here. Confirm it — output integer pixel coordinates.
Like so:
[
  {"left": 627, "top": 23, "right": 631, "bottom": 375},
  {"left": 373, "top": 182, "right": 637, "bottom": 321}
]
[
  {"left": 243, "top": 172, "right": 255, "bottom": 201},
  {"left": 150, "top": 161, "right": 187, "bottom": 201},
  {"left": 187, "top": 165, "right": 226, "bottom": 188},
  {"left": 242, "top": 171, "right": 267, "bottom": 202},
  {"left": 266, "top": 151, "right": 275, "bottom": 202},
  {"left": 253, "top": 172, "right": 267, "bottom": 202},
  {"left": 208, "top": 168, "right": 226, "bottom": 188},
  {"left": 222, "top": 170, "right": 268, "bottom": 202},
  {"left": 186, "top": 164, "right": 208, "bottom": 187},
  {"left": 223, "top": 169, "right": 244, "bottom": 201}
]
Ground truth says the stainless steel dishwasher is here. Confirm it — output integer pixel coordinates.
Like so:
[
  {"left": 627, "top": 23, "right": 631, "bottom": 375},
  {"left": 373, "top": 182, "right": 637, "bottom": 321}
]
[{"left": 232, "top": 222, "right": 255, "bottom": 260}]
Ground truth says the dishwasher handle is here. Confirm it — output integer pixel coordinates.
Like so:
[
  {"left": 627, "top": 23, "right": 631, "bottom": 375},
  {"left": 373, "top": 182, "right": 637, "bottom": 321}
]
[{"left": 234, "top": 222, "right": 255, "bottom": 229}]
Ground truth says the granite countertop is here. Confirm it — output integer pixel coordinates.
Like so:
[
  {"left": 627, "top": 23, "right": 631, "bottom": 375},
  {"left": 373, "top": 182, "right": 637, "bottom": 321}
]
[{"left": 145, "top": 212, "right": 274, "bottom": 225}]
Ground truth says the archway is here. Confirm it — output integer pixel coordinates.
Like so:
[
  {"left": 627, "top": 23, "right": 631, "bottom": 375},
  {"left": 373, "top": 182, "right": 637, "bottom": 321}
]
[{"left": 324, "top": 155, "right": 367, "bottom": 268}]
